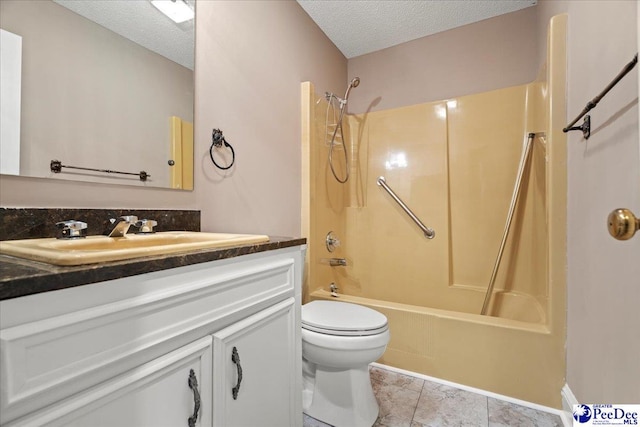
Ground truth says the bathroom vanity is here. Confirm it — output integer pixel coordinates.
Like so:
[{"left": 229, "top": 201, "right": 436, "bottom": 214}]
[{"left": 0, "top": 240, "right": 305, "bottom": 426}]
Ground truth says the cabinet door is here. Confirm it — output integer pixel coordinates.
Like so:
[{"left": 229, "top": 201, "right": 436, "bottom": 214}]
[
  {"left": 212, "top": 298, "right": 296, "bottom": 427},
  {"left": 8, "top": 337, "right": 213, "bottom": 427}
]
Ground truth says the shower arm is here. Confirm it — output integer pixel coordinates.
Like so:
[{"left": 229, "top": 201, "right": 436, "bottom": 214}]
[{"left": 377, "top": 176, "right": 435, "bottom": 239}]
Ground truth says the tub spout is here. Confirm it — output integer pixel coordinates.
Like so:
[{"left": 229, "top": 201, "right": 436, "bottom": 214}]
[{"left": 329, "top": 258, "right": 347, "bottom": 267}]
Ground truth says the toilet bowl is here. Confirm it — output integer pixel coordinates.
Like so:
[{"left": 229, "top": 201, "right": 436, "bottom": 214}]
[{"left": 301, "top": 300, "right": 390, "bottom": 427}]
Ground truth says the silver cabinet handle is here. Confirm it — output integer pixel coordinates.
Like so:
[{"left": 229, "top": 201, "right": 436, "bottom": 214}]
[
  {"left": 187, "top": 369, "right": 200, "bottom": 427},
  {"left": 231, "top": 346, "right": 243, "bottom": 400}
]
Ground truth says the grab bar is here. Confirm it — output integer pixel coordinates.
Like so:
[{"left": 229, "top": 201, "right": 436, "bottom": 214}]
[{"left": 377, "top": 176, "right": 435, "bottom": 239}]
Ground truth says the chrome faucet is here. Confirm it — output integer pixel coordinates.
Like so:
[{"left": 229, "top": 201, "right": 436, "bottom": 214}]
[
  {"left": 108, "top": 216, "right": 138, "bottom": 238},
  {"left": 56, "top": 220, "right": 87, "bottom": 239},
  {"left": 330, "top": 283, "right": 339, "bottom": 297},
  {"left": 134, "top": 219, "right": 157, "bottom": 234},
  {"left": 328, "top": 258, "right": 347, "bottom": 267}
]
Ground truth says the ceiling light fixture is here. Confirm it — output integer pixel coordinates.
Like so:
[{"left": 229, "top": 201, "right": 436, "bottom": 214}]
[{"left": 151, "top": 0, "right": 194, "bottom": 24}]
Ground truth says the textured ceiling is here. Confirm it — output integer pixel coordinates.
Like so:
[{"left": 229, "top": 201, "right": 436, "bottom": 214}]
[
  {"left": 53, "top": 1, "right": 537, "bottom": 67},
  {"left": 53, "top": 0, "right": 194, "bottom": 70},
  {"left": 297, "top": 0, "right": 537, "bottom": 58}
]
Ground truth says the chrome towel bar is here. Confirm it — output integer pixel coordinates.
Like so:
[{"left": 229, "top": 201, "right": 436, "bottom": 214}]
[
  {"left": 50, "top": 159, "right": 149, "bottom": 181},
  {"left": 563, "top": 53, "right": 637, "bottom": 139},
  {"left": 377, "top": 176, "right": 435, "bottom": 239}
]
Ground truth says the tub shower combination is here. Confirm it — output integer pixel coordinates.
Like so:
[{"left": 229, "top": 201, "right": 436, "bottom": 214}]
[{"left": 302, "top": 16, "right": 567, "bottom": 409}]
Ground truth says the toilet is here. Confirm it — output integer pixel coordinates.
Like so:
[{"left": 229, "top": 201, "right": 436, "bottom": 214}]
[{"left": 301, "top": 300, "right": 390, "bottom": 427}]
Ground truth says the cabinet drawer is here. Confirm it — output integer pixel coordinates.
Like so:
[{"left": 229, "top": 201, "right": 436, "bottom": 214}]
[
  {"left": 6, "top": 337, "right": 212, "bottom": 427},
  {"left": 0, "top": 251, "right": 298, "bottom": 424}
]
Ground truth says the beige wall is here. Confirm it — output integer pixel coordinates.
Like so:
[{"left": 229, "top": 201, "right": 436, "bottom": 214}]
[
  {"left": 346, "top": 7, "right": 539, "bottom": 114},
  {"left": 538, "top": 0, "right": 640, "bottom": 405},
  {"left": 193, "top": 0, "right": 346, "bottom": 236},
  {"left": 0, "top": 1, "right": 346, "bottom": 237}
]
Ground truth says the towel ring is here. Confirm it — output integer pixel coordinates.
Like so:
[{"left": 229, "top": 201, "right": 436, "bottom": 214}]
[{"left": 210, "top": 128, "right": 235, "bottom": 170}]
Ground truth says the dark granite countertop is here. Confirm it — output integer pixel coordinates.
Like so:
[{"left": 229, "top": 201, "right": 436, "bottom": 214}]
[{"left": 0, "top": 236, "right": 306, "bottom": 301}]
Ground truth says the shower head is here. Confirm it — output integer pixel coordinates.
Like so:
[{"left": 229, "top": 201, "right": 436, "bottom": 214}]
[{"left": 344, "top": 77, "right": 361, "bottom": 102}]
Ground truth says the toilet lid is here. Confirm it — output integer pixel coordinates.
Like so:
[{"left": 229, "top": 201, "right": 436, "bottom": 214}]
[{"left": 302, "top": 300, "right": 388, "bottom": 336}]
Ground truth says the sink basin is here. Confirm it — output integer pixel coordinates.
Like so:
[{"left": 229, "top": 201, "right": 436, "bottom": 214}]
[{"left": 0, "top": 232, "right": 270, "bottom": 266}]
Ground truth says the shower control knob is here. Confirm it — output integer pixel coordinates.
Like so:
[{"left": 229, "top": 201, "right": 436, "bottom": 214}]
[
  {"left": 326, "top": 231, "right": 341, "bottom": 252},
  {"left": 608, "top": 208, "right": 639, "bottom": 240}
]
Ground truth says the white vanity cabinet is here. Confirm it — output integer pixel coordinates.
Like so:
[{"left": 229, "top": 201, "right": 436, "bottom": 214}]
[
  {"left": 213, "top": 298, "right": 296, "bottom": 427},
  {"left": 0, "top": 245, "right": 305, "bottom": 427},
  {"left": 15, "top": 337, "right": 214, "bottom": 427}
]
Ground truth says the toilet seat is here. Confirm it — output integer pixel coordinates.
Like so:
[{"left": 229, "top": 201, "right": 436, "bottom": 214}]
[{"left": 302, "top": 300, "right": 388, "bottom": 336}]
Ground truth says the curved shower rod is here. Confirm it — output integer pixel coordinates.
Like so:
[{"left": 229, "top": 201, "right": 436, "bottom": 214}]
[{"left": 480, "top": 133, "right": 537, "bottom": 316}]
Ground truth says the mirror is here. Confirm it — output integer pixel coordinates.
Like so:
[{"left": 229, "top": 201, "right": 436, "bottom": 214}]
[{"left": 0, "top": 0, "right": 194, "bottom": 190}]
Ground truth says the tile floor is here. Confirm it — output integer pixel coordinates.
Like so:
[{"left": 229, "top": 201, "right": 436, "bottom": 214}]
[{"left": 303, "top": 365, "right": 563, "bottom": 427}]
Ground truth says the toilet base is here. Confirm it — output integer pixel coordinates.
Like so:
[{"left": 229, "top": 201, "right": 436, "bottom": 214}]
[{"left": 303, "top": 361, "right": 379, "bottom": 427}]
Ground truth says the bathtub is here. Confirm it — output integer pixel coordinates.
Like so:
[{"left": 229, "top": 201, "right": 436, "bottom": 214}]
[{"left": 310, "top": 289, "right": 563, "bottom": 408}]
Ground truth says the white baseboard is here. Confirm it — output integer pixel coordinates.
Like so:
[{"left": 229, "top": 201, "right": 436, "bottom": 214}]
[
  {"left": 561, "top": 383, "right": 578, "bottom": 427},
  {"left": 371, "top": 362, "right": 566, "bottom": 420}
]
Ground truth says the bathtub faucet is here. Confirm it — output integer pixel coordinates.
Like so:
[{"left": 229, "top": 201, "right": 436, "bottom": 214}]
[
  {"left": 330, "top": 283, "right": 339, "bottom": 297},
  {"left": 329, "top": 258, "right": 347, "bottom": 267}
]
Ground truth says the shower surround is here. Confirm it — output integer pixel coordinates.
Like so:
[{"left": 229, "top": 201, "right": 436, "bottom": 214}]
[{"left": 301, "top": 16, "right": 568, "bottom": 408}]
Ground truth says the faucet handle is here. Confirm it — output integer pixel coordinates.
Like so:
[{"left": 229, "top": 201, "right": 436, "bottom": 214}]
[
  {"left": 134, "top": 219, "right": 157, "bottom": 234},
  {"left": 56, "top": 220, "right": 87, "bottom": 239},
  {"left": 325, "top": 231, "right": 341, "bottom": 252},
  {"left": 120, "top": 215, "right": 138, "bottom": 223},
  {"left": 109, "top": 215, "right": 138, "bottom": 225}
]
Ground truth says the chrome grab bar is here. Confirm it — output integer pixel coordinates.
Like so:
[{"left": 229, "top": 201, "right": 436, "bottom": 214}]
[{"left": 377, "top": 176, "right": 435, "bottom": 239}]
